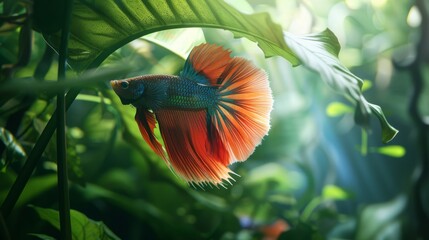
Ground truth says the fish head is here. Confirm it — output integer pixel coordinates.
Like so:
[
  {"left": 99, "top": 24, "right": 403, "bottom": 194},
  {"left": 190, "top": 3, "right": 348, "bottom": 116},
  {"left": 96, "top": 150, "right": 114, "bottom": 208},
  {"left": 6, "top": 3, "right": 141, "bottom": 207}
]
[{"left": 110, "top": 79, "right": 145, "bottom": 105}]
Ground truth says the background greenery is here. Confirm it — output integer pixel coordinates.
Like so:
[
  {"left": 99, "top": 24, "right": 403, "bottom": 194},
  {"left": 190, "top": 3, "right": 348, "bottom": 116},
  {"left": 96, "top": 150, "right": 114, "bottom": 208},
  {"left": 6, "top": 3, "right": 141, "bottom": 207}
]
[{"left": 0, "top": 0, "right": 427, "bottom": 239}]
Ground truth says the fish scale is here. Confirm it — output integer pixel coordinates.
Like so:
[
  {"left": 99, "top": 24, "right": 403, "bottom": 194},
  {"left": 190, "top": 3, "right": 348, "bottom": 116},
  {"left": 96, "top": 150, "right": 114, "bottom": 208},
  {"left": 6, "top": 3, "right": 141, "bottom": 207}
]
[{"left": 165, "top": 77, "right": 217, "bottom": 109}]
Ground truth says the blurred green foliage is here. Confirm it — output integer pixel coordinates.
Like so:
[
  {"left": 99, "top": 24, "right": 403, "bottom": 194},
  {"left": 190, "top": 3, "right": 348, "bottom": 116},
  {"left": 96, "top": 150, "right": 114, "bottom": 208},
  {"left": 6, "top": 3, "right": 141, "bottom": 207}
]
[
  {"left": 0, "top": 0, "right": 426, "bottom": 239},
  {"left": 32, "top": 206, "right": 120, "bottom": 240}
]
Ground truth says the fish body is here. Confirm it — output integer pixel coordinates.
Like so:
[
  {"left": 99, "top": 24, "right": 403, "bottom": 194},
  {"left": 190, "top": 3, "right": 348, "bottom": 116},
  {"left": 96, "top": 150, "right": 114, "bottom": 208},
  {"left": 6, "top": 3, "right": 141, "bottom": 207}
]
[
  {"left": 113, "top": 74, "right": 218, "bottom": 110},
  {"left": 111, "top": 43, "right": 273, "bottom": 186}
]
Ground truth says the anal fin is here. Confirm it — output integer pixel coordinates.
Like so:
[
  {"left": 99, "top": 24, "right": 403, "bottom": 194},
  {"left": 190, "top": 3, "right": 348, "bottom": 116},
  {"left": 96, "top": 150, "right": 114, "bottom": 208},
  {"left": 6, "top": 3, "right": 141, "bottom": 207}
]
[
  {"left": 135, "top": 108, "right": 166, "bottom": 161},
  {"left": 155, "top": 109, "right": 232, "bottom": 185}
]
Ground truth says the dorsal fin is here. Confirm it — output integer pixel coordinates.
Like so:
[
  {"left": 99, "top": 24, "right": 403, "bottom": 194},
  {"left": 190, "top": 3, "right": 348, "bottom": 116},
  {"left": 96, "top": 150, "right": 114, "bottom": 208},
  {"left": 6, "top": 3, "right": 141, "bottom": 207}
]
[{"left": 180, "top": 43, "right": 232, "bottom": 85}]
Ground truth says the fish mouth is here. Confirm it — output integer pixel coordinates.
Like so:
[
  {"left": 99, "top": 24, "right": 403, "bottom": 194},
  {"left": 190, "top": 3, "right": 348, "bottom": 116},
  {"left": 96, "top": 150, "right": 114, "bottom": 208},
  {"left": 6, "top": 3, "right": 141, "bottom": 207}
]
[
  {"left": 110, "top": 80, "right": 133, "bottom": 105},
  {"left": 120, "top": 98, "right": 134, "bottom": 105},
  {"left": 110, "top": 80, "right": 118, "bottom": 88},
  {"left": 110, "top": 80, "right": 144, "bottom": 105}
]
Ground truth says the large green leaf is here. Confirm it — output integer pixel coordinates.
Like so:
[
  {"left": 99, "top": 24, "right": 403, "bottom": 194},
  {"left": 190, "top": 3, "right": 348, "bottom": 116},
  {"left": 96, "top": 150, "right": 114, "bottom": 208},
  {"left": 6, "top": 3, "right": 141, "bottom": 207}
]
[
  {"left": 32, "top": 206, "right": 120, "bottom": 240},
  {"left": 284, "top": 30, "right": 398, "bottom": 143},
  {"left": 142, "top": 28, "right": 206, "bottom": 60},
  {"left": 39, "top": 0, "right": 397, "bottom": 142},
  {"left": 43, "top": 0, "right": 299, "bottom": 71}
]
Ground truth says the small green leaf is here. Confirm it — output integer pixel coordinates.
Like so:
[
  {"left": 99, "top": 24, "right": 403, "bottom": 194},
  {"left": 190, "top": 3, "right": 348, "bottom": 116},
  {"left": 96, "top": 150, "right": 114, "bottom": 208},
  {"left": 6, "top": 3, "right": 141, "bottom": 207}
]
[
  {"left": 322, "top": 185, "right": 350, "bottom": 200},
  {"left": 326, "top": 102, "right": 353, "bottom": 117},
  {"left": 284, "top": 29, "right": 398, "bottom": 143},
  {"left": 32, "top": 206, "right": 120, "bottom": 240},
  {"left": 373, "top": 145, "right": 406, "bottom": 158},
  {"left": 366, "top": 102, "right": 398, "bottom": 143},
  {"left": 0, "top": 127, "right": 27, "bottom": 170}
]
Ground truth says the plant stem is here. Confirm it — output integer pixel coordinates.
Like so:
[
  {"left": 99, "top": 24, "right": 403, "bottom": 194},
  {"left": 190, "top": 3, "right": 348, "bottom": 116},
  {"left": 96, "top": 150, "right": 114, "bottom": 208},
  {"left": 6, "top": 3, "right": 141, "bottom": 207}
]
[
  {"left": 0, "top": 89, "right": 80, "bottom": 217},
  {"left": 408, "top": 1, "right": 429, "bottom": 239},
  {"left": 408, "top": 64, "right": 429, "bottom": 239},
  {"left": 361, "top": 129, "right": 367, "bottom": 156},
  {"left": 57, "top": 0, "right": 73, "bottom": 239},
  {"left": 0, "top": 213, "right": 10, "bottom": 240},
  {"left": 300, "top": 196, "right": 323, "bottom": 222}
]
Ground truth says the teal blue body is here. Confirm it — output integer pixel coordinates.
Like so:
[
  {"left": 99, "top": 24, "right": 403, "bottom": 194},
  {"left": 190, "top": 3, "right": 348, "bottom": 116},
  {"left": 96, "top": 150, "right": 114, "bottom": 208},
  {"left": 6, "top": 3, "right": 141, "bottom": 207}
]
[
  {"left": 113, "top": 56, "right": 221, "bottom": 111},
  {"left": 128, "top": 75, "right": 218, "bottom": 111}
]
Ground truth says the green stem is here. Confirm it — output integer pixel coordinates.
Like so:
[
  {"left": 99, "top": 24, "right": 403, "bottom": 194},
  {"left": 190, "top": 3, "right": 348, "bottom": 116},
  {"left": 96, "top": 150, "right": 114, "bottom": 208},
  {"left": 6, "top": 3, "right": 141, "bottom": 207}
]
[
  {"left": 300, "top": 196, "right": 323, "bottom": 222},
  {"left": 57, "top": 0, "right": 73, "bottom": 239},
  {"left": 0, "top": 66, "right": 135, "bottom": 94},
  {"left": 361, "top": 129, "right": 368, "bottom": 156},
  {"left": 0, "top": 213, "right": 10, "bottom": 240}
]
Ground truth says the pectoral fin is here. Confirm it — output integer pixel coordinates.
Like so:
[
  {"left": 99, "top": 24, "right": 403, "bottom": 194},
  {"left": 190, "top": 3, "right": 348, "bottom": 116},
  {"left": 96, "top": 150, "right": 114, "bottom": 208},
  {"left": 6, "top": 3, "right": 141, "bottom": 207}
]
[{"left": 135, "top": 108, "right": 167, "bottom": 161}]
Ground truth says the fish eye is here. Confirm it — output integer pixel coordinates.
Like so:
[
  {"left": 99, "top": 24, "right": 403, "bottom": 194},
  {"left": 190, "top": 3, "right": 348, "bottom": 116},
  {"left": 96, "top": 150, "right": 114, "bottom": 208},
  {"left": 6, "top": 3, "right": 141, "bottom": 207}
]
[{"left": 120, "top": 81, "right": 129, "bottom": 89}]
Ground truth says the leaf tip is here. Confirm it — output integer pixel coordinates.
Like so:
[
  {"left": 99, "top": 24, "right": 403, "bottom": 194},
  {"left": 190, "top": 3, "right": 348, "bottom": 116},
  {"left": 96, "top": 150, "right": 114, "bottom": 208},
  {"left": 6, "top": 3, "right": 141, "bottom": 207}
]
[{"left": 382, "top": 127, "right": 399, "bottom": 144}]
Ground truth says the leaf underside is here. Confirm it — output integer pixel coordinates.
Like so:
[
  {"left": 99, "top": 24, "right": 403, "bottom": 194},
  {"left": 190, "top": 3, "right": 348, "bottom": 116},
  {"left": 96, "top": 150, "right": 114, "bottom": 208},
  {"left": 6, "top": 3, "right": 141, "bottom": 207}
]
[
  {"left": 44, "top": 0, "right": 299, "bottom": 71},
  {"left": 284, "top": 30, "right": 398, "bottom": 143}
]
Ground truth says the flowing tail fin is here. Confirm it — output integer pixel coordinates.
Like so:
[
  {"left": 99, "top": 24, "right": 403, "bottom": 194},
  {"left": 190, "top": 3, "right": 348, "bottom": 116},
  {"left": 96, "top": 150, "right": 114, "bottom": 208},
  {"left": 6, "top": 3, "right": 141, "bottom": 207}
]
[
  {"left": 155, "top": 109, "right": 232, "bottom": 186},
  {"left": 182, "top": 43, "right": 273, "bottom": 160},
  {"left": 213, "top": 57, "right": 273, "bottom": 162}
]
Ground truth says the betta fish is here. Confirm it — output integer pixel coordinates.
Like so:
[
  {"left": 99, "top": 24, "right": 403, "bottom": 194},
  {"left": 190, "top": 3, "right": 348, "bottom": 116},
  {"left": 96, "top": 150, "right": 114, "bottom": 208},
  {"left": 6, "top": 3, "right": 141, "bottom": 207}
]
[{"left": 111, "top": 43, "right": 273, "bottom": 186}]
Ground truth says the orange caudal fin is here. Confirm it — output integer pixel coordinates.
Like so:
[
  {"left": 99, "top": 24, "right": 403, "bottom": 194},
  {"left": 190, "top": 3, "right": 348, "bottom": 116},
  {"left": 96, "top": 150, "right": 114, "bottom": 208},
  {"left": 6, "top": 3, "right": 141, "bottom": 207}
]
[
  {"left": 184, "top": 43, "right": 273, "bottom": 163},
  {"left": 213, "top": 57, "right": 273, "bottom": 162},
  {"left": 135, "top": 108, "right": 167, "bottom": 161},
  {"left": 154, "top": 109, "right": 233, "bottom": 186}
]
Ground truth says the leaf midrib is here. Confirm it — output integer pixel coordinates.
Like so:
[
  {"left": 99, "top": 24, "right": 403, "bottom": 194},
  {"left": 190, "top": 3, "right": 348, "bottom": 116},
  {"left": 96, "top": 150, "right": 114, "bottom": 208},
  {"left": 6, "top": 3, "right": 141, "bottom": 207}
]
[{"left": 79, "top": 23, "right": 298, "bottom": 68}]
